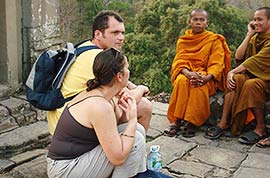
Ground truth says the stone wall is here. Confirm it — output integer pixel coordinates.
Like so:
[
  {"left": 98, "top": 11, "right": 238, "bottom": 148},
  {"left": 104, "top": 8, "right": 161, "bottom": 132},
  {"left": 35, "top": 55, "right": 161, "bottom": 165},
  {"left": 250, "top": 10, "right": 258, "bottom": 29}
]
[{"left": 22, "top": 0, "right": 63, "bottom": 82}]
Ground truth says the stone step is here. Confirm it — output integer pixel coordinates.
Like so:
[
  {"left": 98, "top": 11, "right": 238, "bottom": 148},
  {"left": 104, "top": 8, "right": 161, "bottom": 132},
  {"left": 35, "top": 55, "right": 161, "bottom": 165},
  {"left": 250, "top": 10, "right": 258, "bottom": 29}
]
[
  {"left": 0, "top": 96, "right": 46, "bottom": 134},
  {"left": 0, "top": 84, "right": 9, "bottom": 100},
  {"left": 0, "top": 149, "right": 48, "bottom": 177},
  {"left": 0, "top": 121, "right": 50, "bottom": 160}
]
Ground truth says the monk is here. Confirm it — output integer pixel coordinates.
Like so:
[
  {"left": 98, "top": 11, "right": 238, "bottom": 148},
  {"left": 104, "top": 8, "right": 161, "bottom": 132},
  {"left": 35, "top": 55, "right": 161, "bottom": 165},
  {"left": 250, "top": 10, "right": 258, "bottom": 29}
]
[
  {"left": 205, "top": 7, "right": 270, "bottom": 145},
  {"left": 164, "top": 8, "right": 231, "bottom": 138}
]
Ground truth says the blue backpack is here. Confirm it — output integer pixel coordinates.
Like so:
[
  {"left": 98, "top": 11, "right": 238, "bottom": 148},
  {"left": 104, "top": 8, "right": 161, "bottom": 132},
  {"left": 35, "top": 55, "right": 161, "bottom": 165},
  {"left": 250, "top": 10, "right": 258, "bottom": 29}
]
[{"left": 25, "top": 41, "right": 99, "bottom": 110}]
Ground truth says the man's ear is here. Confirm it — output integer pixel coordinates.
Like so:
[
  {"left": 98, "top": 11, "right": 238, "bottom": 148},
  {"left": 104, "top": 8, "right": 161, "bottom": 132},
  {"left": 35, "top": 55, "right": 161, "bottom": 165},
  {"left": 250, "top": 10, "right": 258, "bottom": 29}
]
[
  {"left": 94, "top": 30, "right": 102, "bottom": 40},
  {"left": 187, "top": 19, "right": 191, "bottom": 26}
]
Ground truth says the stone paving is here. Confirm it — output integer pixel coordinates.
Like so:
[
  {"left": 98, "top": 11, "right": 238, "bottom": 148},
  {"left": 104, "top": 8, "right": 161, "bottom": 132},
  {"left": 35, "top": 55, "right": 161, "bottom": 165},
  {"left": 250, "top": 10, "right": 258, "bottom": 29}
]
[{"left": 0, "top": 98, "right": 270, "bottom": 178}]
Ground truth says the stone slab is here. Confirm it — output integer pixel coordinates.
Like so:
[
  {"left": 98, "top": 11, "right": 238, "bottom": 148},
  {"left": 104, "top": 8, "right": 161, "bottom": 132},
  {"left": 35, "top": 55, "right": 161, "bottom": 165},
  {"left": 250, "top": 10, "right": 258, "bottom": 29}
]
[
  {"left": 152, "top": 102, "right": 168, "bottom": 116},
  {"left": 0, "top": 97, "right": 31, "bottom": 116},
  {"left": 147, "top": 114, "right": 170, "bottom": 139},
  {"left": 146, "top": 136, "right": 197, "bottom": 165},
  {"left": 10, "top": 155, "right": 48, "bottom": 178},
  {"left": 0, "top": 116, "right": 18, "bottom": 134},
  {"left": 0, "top": 159, "right": 15, "bottom": 174},
  {"left": 169, "top": 159, "right": 214, "bottom": 177},
  {"left": 10, "top": 149, "right": 47, "bottom": 165},
  {"left": 0, "top": 84, "right": 9, "bottom": 99},
  {"left": 0, "top": 121, "right": 49, "bottom": 148},
  {"left": 0, "top": 106, "right": 9, "bottom": 117},
  {"left": 211, "top": 167, "right": 232, "bottom": 177},
  {"left": 240, "top": 152, "right": 270, "bottom": 170},
  {"left": 189, "top": 145, "right": 246, "bottom": 170},
  {"left": 233, "top": 167, "right": 270, "bottom": 178}
]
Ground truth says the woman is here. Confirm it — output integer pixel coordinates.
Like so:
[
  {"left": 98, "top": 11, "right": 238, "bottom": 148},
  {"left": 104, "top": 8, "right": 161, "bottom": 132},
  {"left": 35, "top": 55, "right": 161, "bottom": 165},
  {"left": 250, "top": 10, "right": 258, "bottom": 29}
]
[{"left": 47, "top": 48, "right": 147, "bottom": 178}]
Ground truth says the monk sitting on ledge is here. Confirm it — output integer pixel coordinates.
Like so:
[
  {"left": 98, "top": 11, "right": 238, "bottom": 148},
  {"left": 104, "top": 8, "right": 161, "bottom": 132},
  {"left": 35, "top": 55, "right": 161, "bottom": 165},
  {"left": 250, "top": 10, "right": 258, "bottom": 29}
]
[{"left": 164, "top": 8, "right": 231, "bottom": 138}]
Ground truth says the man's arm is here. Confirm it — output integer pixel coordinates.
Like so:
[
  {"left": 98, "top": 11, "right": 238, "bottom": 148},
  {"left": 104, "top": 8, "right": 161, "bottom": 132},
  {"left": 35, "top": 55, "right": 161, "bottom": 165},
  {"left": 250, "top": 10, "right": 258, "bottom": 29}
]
[
  {"left": 127, "top": 81, "right": 137, "bottom": 90},
  {"left": 124, "top": 81, "right": 150, "bottom": 104},
  {"left": 235, "top": 21, "right": 256, "bottom": 60},
  {"left": 226, "top": 64, "right": 246, "bottom": 90}
]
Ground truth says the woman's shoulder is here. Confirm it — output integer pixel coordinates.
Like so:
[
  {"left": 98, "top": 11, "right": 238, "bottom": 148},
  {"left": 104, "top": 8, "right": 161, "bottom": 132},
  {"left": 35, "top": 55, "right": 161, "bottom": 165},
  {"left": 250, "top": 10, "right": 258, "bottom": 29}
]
[{"left": 69, "top": 94, "right": 112, "bottom": 110}]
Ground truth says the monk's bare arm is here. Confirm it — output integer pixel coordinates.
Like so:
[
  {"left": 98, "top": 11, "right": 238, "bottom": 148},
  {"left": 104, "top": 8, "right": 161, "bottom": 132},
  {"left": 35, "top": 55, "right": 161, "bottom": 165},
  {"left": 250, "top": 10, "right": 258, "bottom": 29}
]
[
  {"left": 227, "top": 64, "right": 246, "bottom": 90},
  {"left": 235, "top": 22, "right": 256, "bottom": 60}
]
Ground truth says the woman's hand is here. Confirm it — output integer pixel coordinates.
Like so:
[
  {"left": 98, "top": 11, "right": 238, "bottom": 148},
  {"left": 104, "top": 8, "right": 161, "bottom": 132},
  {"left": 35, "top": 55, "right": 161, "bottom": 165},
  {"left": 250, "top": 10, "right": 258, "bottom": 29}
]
[{"left": 118, "top": 94, "right": 137, "bottom": 122}]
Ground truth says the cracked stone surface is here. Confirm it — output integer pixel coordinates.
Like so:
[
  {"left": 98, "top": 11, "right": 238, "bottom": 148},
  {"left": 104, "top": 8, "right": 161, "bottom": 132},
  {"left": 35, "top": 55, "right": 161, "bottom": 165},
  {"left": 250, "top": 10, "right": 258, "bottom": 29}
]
[{"left": 1, "top": 101, "right": 270, "bottom": 178}]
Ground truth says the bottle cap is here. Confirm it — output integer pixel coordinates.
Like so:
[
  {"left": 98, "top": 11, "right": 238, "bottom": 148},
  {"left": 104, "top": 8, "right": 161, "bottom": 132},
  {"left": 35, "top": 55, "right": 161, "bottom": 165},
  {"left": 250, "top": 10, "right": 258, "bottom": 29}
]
[{"left": 150, "top": 145, "right": 160, "bottom": 152}]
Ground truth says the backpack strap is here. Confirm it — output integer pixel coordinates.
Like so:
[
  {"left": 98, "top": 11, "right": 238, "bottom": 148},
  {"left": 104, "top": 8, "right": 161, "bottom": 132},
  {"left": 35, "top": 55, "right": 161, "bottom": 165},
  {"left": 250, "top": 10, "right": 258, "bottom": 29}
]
[
  {"left": 75, "top": 45, "right": 100, "bottom": 57},
  {"left": 74, "top": 39, "right": 91, "bottom": 48},
  {"left": 57, "top": 44, "right": 100, "bottom": 102}
]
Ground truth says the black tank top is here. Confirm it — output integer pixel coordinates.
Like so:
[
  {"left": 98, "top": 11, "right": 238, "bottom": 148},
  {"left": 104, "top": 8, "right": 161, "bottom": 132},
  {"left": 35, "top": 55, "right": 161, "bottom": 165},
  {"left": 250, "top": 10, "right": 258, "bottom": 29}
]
[{"left": 48, "top": 95, "right": 104, "bottom": 160}]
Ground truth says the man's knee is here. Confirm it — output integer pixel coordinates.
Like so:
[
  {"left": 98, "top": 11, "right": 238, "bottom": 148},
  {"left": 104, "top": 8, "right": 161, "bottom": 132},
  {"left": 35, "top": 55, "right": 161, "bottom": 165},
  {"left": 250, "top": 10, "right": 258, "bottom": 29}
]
[
  {"left": 137, "top": 97, "right": 152, "bottom": 115},
  {"left": 243, "top": 79, "right": 263, "bottom": 90},
  {"left": 174, "top": 74, "right": 188, "bottom": 86}
]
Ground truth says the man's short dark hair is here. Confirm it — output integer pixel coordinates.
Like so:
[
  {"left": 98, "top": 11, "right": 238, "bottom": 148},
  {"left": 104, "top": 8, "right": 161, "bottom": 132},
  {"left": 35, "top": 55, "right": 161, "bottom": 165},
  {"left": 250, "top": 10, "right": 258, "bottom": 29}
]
[
  {"left": 257, "top": 7, "right": 270, "bottom": 19},
  {"left": 92, "top": 10, "right": 124, "bottom": 39}
]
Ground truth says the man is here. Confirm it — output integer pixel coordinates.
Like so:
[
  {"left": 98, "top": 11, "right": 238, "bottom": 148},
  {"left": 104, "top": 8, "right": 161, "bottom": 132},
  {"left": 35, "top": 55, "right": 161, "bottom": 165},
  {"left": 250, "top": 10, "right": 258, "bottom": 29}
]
[
  {"left": 47, "top": 10, "right": 152, "bottom": 135},
  {"left": 164, "top": 8, "right": 231, "bottom": 138},
  {"left": 205, "top": 7, "right": 270, "bottom": 145}
]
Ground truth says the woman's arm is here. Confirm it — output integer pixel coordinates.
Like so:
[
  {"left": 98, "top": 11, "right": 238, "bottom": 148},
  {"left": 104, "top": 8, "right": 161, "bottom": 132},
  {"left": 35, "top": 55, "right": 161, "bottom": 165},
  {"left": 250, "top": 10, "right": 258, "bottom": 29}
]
[{"left": 91, "top": 96, "right": 138, "bottom": 166}]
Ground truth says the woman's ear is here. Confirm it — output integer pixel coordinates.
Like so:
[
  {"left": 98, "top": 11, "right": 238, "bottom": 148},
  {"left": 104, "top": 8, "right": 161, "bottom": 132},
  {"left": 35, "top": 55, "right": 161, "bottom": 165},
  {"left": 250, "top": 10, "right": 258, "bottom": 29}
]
[{"left": 116, "top": 72, "right": 123, "bottom": 82}]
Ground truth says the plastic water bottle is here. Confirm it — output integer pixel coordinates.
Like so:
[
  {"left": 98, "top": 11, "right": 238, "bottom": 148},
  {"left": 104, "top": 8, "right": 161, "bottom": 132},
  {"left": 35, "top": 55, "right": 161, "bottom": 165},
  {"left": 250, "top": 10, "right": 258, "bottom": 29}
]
[{"left": 147, "top": 145, "right": 162, "bottom": 172}]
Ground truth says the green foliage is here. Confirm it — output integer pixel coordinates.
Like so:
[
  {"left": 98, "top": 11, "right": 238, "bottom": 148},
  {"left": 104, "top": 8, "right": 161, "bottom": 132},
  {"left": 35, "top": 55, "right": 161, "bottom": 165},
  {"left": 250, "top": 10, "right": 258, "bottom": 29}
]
[
  {"left": 60, "top": 0, "right": 139, "bottom": 43},
  {"left": 123, "top": 0, "right": 184, "bottom": 95},
  {"left": 123, "top": 0, "right": 249, "bottom": 95},
  {"left": 60, "top": 0, "right": 251, "bottom": 95}
]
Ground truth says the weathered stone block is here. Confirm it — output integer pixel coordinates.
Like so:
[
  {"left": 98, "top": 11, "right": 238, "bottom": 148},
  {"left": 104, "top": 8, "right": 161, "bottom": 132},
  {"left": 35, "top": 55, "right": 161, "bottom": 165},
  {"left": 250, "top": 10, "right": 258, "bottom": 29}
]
[
  {"left": 10, "top": 149, "right": 47, "bottom": 165},
  {"left": 209, "top": 91, "right": 224, "bottom": 125},
  {"left": 0, "top": 106, "right": 9, "bottom": 117},
  {"left": 0, "top": 97, "right": 31, "bottom": 116},
  {"left": 0, "top": 116, "right": 18, "bottom": 134},
  {"left": 0, "top": 121, "right": 50, "bottom": 158},
  {"left": 0, "top": 84, "right": 10, "bottom": 99},
  {"left": 0, "top": 159, "right": 15, "bottom": 174}
]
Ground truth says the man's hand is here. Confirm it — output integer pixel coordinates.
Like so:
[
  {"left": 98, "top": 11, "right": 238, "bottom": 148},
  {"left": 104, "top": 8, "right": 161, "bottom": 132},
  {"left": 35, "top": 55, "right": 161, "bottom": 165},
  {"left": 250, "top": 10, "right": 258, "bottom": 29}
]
[
  {"left": 188, "top": 72, "right": 213, "bottom": 87},
  {"left": 226, "top": 71, "right": 236, "bottom": 90}
]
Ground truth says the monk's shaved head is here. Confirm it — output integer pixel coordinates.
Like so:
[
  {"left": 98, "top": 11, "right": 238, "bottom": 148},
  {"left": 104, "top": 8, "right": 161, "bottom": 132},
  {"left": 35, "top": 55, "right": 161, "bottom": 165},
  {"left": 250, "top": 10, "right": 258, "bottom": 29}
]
[
  {"left": 190, "top": 8, "right": 208, "bottom": 19},
  {"left": 257, "top": 7, "right": 270, "bottom": 19}
]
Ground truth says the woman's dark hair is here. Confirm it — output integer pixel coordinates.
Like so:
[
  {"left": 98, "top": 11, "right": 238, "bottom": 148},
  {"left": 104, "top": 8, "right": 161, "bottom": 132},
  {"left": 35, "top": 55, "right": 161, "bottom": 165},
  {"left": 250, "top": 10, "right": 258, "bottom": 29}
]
[
  {"left": 86, "top": 48, "right": 126, "bottom": 91},
  {"left": 92, "top": 10, "right": 124, "bottom": 39}
]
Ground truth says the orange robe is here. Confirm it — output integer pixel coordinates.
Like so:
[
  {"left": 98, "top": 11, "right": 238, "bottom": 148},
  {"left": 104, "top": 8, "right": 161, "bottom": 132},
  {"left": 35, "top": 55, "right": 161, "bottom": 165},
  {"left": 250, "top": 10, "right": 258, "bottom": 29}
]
[
  {"left": 167, "top": 30, "right": 231, "bottom": 126},
  {"left": 230, "top": 33, "right": 270, "bottom": 135}
]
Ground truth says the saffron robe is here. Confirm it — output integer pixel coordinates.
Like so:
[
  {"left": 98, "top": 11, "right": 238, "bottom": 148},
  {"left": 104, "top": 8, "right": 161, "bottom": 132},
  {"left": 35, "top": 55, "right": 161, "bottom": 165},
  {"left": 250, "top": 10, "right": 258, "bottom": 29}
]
[
  {"left": 230, "top": 33, "right": 270, "bottom": 135},
  {"left": 168, "top": 30, "right": 231, "bottom": 126}
]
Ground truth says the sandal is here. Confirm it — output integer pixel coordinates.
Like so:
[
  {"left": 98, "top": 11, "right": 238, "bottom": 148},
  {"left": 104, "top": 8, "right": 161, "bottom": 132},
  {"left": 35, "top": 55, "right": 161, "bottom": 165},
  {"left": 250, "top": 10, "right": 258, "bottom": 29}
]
[
  {"left": 204, "top": 125, "right": 225, "bottom": 140},
  {"left": 164, "top": 124, "right": 179, "bottom": 137},
  {"left": 256, "top": 137, "right": 270, "bottom": 148},
  {"left": 238, "top": 130, "right": 266, "bottom": 145},
  {"left": 182, "top": 121, "right": 196, "bottom": 138}
]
